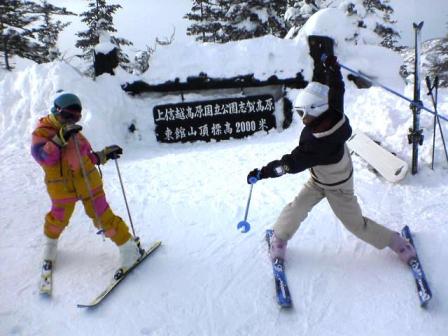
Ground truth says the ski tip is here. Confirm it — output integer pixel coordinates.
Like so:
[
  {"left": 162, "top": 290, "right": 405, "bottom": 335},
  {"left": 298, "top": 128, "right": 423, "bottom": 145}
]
[
  {"left": 278, "top": 299, "right": 293, "bottom": 309},
  {"left": 413, "top": 21, "right": 424, "bottom": 30},
  {"left": 420, "top": 298, "right": 432, "bottom": 309},
  {"left": 419, "top": 287, "right": 433, "bottom": 308},
  {"left": 401, "top": 225, "right": 410, "bottom": 235},
  {"left": 265, "top": 229, "right": 274, "bottom": 244}
]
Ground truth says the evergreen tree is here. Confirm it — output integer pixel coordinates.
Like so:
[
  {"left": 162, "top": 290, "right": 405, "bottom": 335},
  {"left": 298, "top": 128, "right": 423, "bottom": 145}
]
[
  {"left": 284, "top": 0, "right": 400, "bottom": 49},
  {"left": 425, "top": 32, "right": 448, "bottom": 88},
  {"left": 185, "top": 0, "right": 227, "bottom": 43},
  {"left": 219, "top": 0, "right": 288, "bottom": 42},
  {"left": 36, "top": 0, "right": 75, "bottom": 62},
  {"left": 132, "top": 47, "right": 153, "bottom": 75},
  {"left": 184, "top": 0, "right": 215, "bottom": 42},
  {"left": 284, "top": 0, "right": 319, "bottom": 39},
  {"left": 75, "top": 0, "right": 132, "bottom": 69},
  {"left": 0, "top": 0, "right": 45, "bottom": 70},
  {"left": 185, "top": 0, "right": 288, "bottom": 43},
  {"left": 268, "top": 0, "right": 288, "bottom": 37},
  {"left": 352, "top": 0, "right": 400, "bottom": 49}
]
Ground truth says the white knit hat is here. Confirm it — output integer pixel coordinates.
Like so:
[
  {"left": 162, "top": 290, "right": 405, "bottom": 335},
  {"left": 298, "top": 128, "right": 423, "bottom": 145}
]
[{"left": 294, "top": 82, "right": 329, "bottom": 118}]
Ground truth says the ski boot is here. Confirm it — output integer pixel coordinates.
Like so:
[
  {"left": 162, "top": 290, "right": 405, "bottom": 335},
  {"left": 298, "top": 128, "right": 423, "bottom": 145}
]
[
  {"left": 269, "top": 232, "right": 287, "bottom": 261},
  {"left": 115, "top": 238, "right": 143, "bottom": 280},
  {"left": 389, "top": 232, "right": 417, "bottom": 264}
]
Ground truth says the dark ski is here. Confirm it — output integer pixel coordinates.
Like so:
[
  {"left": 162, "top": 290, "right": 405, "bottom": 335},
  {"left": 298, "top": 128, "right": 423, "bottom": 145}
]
[
  {"left": 77, "top": 240, "right": 162, "bottom": 308},
  {"left": 409, "top": 21, "right": 424, "bottom": 174},
  {"left": 401, "top": 226, "right": 432, "bottom": 307},
  {"left": 266, "top": 229, "right": 292, "bottom": 308}
]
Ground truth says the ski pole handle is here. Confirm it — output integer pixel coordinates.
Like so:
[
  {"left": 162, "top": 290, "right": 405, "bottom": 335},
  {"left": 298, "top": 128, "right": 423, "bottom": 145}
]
[
  {"left": 247, "top": 169, "right": 261, "bottom": 185},
  {"left": 425, "top": 76, "right": 432, "bottom": 94},
  {"left": 248, "top": 176, "right": 258, "bottom": 184}
]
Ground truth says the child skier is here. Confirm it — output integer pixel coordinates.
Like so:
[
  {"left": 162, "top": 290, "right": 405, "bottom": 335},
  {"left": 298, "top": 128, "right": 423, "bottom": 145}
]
[
  {"left": 31, "top": 92, "right": 142, "bottom": 275},
  {"left": 247, "top": 56, "right": 416, "bottom": 264}
]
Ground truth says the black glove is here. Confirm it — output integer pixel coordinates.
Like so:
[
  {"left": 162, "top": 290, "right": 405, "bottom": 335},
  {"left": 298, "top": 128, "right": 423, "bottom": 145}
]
[
  {"left": 95, "top": 145, "right": 123, "bottom": 164},
  {"left": 247, "top": 169, "right": 261, "bottom": 184},
  {"left": 105, "top": 145, "right": 123, "bottom": 160},
  {"left": 323, "top": 55, "right": 340, "bottom": 72},
  {"left": 260, "top": 160, "right": 288, "bottom": 179},
  {"left": 52, "top": 124, "right": 82, "bottom": 147}
]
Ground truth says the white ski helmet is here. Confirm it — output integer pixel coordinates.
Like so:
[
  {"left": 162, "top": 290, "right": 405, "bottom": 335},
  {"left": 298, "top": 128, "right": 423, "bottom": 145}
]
[{"left": 294, "top": 81, "right": 329, "bottom": 118}]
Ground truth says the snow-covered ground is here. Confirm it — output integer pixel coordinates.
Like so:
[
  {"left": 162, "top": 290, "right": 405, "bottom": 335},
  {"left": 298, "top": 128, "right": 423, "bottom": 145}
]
[{"left": 1, "top": 3, "right": 448, "bottom": 336}]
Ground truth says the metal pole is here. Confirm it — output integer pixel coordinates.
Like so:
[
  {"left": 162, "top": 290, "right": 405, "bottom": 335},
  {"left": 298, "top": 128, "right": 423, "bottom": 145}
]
[
  {"left": 336, "top": 63, "right": 448, "bottom": 122},
  {"left": 113, "top": 158, "right": 144, "bottom": 255},
  {"left": 434, "top": 80, "right": 448, "bottom": 164},
  {"left": 113, "top": 158, "right": 137, "bottom": 238},
  {"left": 237, "top": 183, "right": 254, "bottom": 233},
  {"left": 243, "top": 184, "right": 254, "bottom": 222},
  {"left": 426, "top": 76, "right": 448, "bottom": 168},
  {"left": 73, "top": 136, "right": 105, "bottom": 238}
]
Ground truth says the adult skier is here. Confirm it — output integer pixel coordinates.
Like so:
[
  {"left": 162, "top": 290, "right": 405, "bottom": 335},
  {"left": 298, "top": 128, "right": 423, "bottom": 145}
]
[
  {"left": 247, "top": 56, "right": 416, "bottom": 264},
  {"left": 31, "top": 92, "right": 142, "bottom": 275}
]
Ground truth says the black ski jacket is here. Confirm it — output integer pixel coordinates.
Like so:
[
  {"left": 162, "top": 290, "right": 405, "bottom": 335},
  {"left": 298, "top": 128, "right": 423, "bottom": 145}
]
[{"left": 270, "top": 65, "right": 352, "bottom": 177}]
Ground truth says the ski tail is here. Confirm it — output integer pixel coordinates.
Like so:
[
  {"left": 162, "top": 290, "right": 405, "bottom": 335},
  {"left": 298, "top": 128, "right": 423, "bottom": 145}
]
[
  {"left": 266, "top": 230, "right": 292, "bottom": 308},
  {"left": 401, "top": 226, "right": 432, "bottom": 307},
  {"left": 39, "top": 260, "right": 53, "bottom": 295}
]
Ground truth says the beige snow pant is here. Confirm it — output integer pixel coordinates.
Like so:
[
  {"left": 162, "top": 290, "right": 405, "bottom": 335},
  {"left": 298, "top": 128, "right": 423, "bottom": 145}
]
[{"left": 273, "top": 178, "right": 394, "bottom": 249}]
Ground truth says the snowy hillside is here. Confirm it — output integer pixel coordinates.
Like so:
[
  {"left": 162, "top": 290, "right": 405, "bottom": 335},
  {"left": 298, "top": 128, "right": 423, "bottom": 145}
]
[{"left": 1, "top": 3, "right": 448, "bottom": 336}]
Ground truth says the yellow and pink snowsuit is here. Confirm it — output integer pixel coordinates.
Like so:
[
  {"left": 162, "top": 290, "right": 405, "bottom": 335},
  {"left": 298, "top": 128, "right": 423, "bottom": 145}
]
[{"left": 31, "top": 114, "right": 131, "bottom": 246}]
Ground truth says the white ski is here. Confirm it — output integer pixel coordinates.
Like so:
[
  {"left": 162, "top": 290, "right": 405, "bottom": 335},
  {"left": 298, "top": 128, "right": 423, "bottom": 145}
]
[
  {"left": 39, "top": 260, "right": 53, "bottom": 295},
  {"left": 77, "top": 240, "right": 161, "bottom": 308}
]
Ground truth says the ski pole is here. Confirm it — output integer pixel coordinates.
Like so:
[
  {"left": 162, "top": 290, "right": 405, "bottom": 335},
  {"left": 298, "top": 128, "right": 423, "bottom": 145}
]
[
  {"left": 113, "top": 158, "right": 135, "bottom": 236},
  {"left": 73, "top": 136, "right": 105, "bottom": 239},
  {"left": 320, "top": 54, "right": 448, "bottom": 122},
  {"left": 425, "top": 76, "right": 448, "bottom": 168},
  {"left": 113, "top": 157, "right": 144, "bottom": 255},
  {"left": 427, "top": 76, "right": 438, "bottom": 169},
  {"left": 237, "top": 176, "right": 258, "bottom": 233}
]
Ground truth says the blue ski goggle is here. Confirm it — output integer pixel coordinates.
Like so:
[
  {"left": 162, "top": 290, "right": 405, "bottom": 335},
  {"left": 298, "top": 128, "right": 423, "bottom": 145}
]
[{"left": 56, "top": 106, "right": 82, "bottom": 123}]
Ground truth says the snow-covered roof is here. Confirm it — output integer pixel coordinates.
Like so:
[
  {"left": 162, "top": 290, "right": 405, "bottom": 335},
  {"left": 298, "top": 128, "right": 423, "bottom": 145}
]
[{"left": 141, "top": 35, "right": 313, "bottom": 84}]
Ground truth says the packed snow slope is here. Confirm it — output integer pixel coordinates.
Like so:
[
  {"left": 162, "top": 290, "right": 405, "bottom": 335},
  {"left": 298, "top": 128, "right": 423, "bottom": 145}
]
[{"left": 1, "top": 8, "right": 448, "bottom": 336}]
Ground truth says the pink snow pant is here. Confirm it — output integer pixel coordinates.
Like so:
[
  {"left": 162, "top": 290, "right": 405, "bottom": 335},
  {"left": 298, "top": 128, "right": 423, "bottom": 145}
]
[{"left": 44, "top": 169, "right": 131, "bottom": 246}]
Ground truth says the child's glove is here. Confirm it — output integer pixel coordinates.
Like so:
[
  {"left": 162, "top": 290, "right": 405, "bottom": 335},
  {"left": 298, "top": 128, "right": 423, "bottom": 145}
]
[
  {"left": 95, "top": 145, "right": 123, "bottom": 164},
  {"left": 52, "top": 124, "right": 82, "bottom": 147}
]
